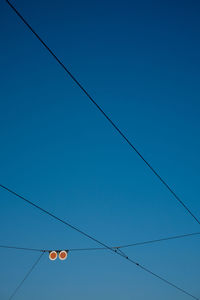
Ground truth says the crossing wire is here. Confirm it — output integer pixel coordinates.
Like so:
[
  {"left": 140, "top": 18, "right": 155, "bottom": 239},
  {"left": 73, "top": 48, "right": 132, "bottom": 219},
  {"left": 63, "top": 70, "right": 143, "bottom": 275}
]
[
  {"left": 0, "top": 184, "right": 199, "bottom": 300},
  {"left": 1, "top": 231, "right": 200, "bottom": 253},
  {"left": 3, "top": 1, "right": 200, "bottom": 298}
]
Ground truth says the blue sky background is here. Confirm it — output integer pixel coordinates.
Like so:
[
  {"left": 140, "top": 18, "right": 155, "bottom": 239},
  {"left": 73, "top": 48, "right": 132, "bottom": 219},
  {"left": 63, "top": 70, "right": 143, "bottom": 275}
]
[{"left": 0, "top": 0, "right": 200, "bottom": 299}]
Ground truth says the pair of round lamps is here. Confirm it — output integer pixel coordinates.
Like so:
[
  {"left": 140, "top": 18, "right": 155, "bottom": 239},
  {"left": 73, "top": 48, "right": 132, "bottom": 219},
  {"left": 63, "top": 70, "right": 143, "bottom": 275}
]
[{"left": 49, "top": 250, "right": 68, "bottom": 261}]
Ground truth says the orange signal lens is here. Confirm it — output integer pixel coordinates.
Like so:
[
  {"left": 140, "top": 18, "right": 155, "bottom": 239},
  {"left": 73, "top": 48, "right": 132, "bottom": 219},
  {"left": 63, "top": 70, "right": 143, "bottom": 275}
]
[
  {"left": 49, "top": 251, "right": 57, "bottom": 261},
  {"left": 59, "top": 250, "right": 68, "bottom": 260}
]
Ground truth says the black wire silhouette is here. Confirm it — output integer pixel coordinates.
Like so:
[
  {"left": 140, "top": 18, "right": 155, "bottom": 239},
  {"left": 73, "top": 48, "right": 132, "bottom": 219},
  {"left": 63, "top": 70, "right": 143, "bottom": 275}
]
[
  {"left": 4, "top": 0, "right": 200, "bottom": 225},
  {"left": 1, "top": 231, "right": 200, "bottom": 253},
  {"left": 0, "top": 184, "right": 198, "bottom": 299},
  {"left": 9, "top": 252, "right": 44, "bottom": 300}
]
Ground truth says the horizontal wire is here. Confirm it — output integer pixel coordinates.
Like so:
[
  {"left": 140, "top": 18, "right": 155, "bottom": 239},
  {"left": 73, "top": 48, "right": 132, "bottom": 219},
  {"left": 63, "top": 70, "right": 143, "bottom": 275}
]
[
  {"left": 0, "top": 245, "right": 44, "bottom": 252},
  {"left": 0, "top": 184, "right": 199, "bottom": 299},
  {"left": 118, "top": 231, "right": 200, "bottom": 249},
  {"left": 3, "top": 1, "right": 200, "bottom": 299},
  {"left": 1, "top": 231, "right": 200, "bottom": 253}
]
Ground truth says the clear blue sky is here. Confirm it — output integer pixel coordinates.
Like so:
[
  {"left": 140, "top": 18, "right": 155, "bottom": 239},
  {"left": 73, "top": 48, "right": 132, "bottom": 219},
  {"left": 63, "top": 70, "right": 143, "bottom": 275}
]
[{"left": 0, "top": 0, "right": 200, "bottom": 299}]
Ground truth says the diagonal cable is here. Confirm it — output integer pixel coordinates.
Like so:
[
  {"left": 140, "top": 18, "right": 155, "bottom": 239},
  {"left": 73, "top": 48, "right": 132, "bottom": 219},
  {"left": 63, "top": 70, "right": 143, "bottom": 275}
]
[
  {"left": 5, "top": 0, "right": 200, "bottom": 225},
  {"left": 9, "top": 251, "right": 44, "bottom": 300},
  {"left": 1, "top": 231, "right": 200, "bottom": 253},
  {"left": 0, "top": 184, "right": 199, "bottom": 299}
]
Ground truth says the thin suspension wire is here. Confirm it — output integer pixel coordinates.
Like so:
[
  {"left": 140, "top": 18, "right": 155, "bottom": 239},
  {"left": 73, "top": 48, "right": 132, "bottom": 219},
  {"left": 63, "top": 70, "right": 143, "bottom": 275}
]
[
  {"left": 3, "top": 3, "right": 200, "bottom": 297},
  {"left": 5, "top": 0, "right": 200, "bottom": 225},
  {"left": 117, "top": 231, "right": 200, "bottom": 249},
  {"left": 0, "top": 245, "right": 43, "bottom": 252},
  {"left": 1, "top": 231, "right": 200, "bottom": 253},
  {"left": 0, "top": 184, "right": 198, "bottom": 299},
  {"left": 70, "top": 231, "right": 200, "bottom": 251},
  {"left": 9, "top": 252, "right": 44, "bottom": 300}
]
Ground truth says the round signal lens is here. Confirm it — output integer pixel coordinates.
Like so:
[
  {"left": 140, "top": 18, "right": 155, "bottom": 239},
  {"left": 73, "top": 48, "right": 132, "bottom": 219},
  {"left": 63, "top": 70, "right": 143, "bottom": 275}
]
[
  {"left": 59, "top": 250, "right": 68, "bottom": 260},
  {"left": 49, "top": 251, "right": 57, "bottom": 261}
]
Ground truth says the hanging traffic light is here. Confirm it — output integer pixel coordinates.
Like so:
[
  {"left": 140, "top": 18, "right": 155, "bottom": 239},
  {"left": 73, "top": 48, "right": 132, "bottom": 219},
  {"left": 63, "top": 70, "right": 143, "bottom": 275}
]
[{"left": 49, "top": 250, "right": 69, "bottom": 261}]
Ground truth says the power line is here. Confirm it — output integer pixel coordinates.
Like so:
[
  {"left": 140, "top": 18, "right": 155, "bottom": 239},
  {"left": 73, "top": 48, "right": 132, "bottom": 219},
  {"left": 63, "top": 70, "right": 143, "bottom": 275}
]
[
  {"left": 9, "top": 251, "right": 44, "bottom": 300},
  {"left": 75, "top": 232, "right": 200, "bottom": 251},
  {"left": 0, "top": 245, "right": 43, "bottom": 252},
  {"left": 1, "top": 231, "right": 200, "bottom": 253},
  {"left": 0, "top": 184, "right": 198, "bottom": 299},
  {"left": 118, "top": 231, "right": 200, "bottom": 249},
  {"left": 3, "top": 1, "right": 200, "bottom": 298},
  {"left": 5, "top": 0, "right": 200, "bottom": 225}
]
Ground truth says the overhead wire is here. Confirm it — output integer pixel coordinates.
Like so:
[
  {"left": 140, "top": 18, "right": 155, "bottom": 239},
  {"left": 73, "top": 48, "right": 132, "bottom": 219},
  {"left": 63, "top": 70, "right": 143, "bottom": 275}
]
[
  {"left": 0, "top": 184, "right": 199, "bottom": 299},
  {"left": 116, "top": 231, "right": 200, "bottom": 249},
  {"left": 0, "top": 245, "right": 43, "bottom": 252},
  {"left": 4, "top": 0, "right": 200, "bottom": 225},
  {"left": 3, "top": 1, "right": 200, "bottom": 299},
  {"left": 1, "top": 231, "right": 200, "bottom": 253},
  {"left": 9, "top": 251, "right": 44, "bottom": 300}
]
